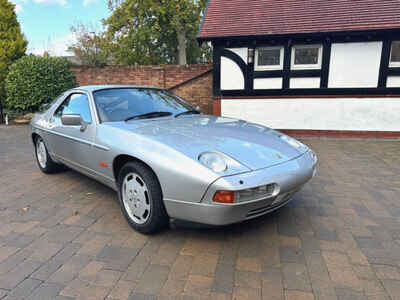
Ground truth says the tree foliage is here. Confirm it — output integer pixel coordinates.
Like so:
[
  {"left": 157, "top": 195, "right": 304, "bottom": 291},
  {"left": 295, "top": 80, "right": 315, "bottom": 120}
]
[
  {"left": 5, "top": 55, "right": 76, "bottom": 112},
  {"left": 0, "top": 0, "right": 27, "bottom": 102},
  {"left": 103, "top": 0, "right": 211, "bottom": 65},
  {"left": 68, "top": 23, "right": 110, "bottom": 67}
]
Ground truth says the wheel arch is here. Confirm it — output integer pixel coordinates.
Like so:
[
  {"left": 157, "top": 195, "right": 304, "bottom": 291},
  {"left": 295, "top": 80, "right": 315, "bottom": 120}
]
[
  {"left": 112, "top": 154, "right": 162, "bottom": 191},
  {"left": 31, "top": 132, "right": 40, "bottom": 145}
]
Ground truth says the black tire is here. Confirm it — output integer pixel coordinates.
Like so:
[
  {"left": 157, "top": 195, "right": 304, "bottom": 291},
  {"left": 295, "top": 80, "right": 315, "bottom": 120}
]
[
  {"left": 34, "top": 136, "right": 62, "bottom": 174},
  {"left": 117, "top": 161, "right": 169, "bottom": 234}
]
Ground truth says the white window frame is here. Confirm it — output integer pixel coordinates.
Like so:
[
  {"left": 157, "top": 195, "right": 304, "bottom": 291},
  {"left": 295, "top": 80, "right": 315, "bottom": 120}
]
[
  {"left": 254, "top": 46, "right": 284, "bottom": 71},
  {"left": 389, "top": 41, "right": 400, "bottom": 68},
  {"left": 291, "top": 44, "right": 323, "bottom": 70}
]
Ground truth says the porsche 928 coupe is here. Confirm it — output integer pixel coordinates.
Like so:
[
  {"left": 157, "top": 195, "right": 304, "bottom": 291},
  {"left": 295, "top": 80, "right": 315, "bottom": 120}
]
[{"left": 31, "top": 85, "right": 317, "bottom": 233}]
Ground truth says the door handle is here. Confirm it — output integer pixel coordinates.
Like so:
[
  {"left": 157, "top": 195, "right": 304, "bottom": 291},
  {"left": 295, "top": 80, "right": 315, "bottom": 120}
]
[{"left": 80, "top": 122, "right": 88, "bottom": 132}]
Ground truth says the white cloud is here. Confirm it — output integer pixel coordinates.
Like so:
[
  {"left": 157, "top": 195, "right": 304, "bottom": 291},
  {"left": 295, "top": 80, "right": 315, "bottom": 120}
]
[
  {"left": 33, "top": 0, "right": 67, "bottom": 6},
  {"left": 11, "top": 0, "right": 68, "bottom": 13},
  {"left": 15, "top": 4, "right": 23, "bottom": 12},
  {"left": 11, "top": 0, "right": 69, "bottom": 13},
  {"left": 83, "top": 0, "right": 97, "bottom": 6},
  {"left": 10, "top": 0, "right": 27, "bottom": 13},
  {"left": 29, "top": 32, "right": 77, "bottom": 56}
]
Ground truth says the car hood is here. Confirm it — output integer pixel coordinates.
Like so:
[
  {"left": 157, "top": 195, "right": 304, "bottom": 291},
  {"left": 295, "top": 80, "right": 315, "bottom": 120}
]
[{"left": 107, "top": 115, "right": 308, "bottom": 171}]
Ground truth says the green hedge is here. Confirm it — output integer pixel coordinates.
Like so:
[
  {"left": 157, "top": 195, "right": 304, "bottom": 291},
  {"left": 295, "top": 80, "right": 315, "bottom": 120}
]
[{"left": 5, "top": 55, "right": 76, "bottom": 113}]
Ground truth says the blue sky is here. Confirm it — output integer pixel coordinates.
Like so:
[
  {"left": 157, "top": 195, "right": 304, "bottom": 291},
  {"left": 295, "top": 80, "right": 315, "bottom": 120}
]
[{"left": 12, "top": 0, "right": 110, "bottom": 56}]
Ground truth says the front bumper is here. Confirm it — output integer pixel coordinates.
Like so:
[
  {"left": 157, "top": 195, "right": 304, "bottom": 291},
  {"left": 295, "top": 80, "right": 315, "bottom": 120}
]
[{"left": 164, "top": 150, "right": 317, "bottom": 225}]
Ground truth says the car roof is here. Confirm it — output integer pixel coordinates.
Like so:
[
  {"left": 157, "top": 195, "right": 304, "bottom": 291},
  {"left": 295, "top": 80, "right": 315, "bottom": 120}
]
[{"left": 72, "top": 85, "right": 163, "bottom": 93}]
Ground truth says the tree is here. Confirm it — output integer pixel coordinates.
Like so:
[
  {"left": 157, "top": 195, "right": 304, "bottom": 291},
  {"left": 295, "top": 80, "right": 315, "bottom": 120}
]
[
  {"left": 104, "top": 0, "right": 211, "bottom": 65},
  {"left": 68, "top": 23, "right": 109, "bottom": 67},
  {"left": 0, "top": 0, "right": 27, "bottom": 120}
]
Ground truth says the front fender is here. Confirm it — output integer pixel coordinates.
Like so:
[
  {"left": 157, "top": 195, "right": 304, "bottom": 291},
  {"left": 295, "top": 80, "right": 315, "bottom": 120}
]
[{"left": 97, "top": 124, "right": 220, "bottom": 203}]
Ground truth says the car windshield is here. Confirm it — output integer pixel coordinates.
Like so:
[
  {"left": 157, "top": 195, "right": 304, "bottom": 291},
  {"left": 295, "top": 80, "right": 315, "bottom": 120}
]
[{"left": 93, "top": 88, "right": 194, "bottom": 122}]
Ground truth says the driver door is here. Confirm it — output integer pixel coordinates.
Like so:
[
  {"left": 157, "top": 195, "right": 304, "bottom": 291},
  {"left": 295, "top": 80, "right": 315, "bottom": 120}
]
[{"left": 49, "top": 92, "right": 96, "bottom": 173}]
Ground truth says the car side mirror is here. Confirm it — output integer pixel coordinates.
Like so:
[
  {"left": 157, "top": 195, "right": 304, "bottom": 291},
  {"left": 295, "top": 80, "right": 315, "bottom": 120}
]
[
  {"left": 61, "top": 114, "right": 87, "bottom": 131},
  {"left": 195, "top": 106, "right": 200, "bottom": 112}
]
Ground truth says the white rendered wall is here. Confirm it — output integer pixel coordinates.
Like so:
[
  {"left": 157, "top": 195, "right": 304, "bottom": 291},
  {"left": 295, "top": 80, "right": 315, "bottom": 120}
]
[
  {"left": 386, "top": 76, "right": 400, "bottom": 88},
  {"left": 221, "top": 98, "right": 400, "bottom": 131},
  {"left": 227, "top": 48, "right": 248, "bottom": 64},
  {"left": 328, "top": 42, "right": 382, "bottom": 88},
  {"left": 220, "top": 56, "right": 244, "bottom": 90},
  {"left": 290, "top": 77, "right": 320, "bottom": 89},
  {"left": 254, "top": 78, "right": 283, "bottom": 89}
]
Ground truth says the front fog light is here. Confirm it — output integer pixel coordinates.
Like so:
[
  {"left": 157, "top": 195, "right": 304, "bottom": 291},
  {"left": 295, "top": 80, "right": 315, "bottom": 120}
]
[
  {"left": 236, "top": 183, "right": 279, "bottom": 203},
  {"left": 198, "top": 152, "right": 227, "bottom": 172}
]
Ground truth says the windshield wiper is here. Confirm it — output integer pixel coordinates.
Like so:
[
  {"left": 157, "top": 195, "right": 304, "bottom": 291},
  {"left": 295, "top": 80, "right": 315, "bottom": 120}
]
[
  {"left": 124, "top": 111, "right": 172, "bottom": 122},
  {"left": 174, "top": 110, "right": 201, "bottom": 118}
]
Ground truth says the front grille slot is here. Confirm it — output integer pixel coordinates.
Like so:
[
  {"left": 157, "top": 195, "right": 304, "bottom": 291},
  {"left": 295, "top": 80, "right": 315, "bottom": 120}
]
[
  {"left": 245, "top": 191, "right": 294, "bottom": 219},
  {"left": 246, "top": 203, "right": 275, "bottom": 218}
]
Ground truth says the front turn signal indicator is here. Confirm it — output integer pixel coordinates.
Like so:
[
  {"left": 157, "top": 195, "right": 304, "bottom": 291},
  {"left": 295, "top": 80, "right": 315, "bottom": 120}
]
[{"left": 213, "top": 190, "right": 235, "bottom": 203}]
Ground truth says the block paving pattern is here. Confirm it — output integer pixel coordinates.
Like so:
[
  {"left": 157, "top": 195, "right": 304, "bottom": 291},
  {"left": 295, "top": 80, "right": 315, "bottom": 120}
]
[{"left": 0, "top": 125, "right": 400, "bottom": 299}]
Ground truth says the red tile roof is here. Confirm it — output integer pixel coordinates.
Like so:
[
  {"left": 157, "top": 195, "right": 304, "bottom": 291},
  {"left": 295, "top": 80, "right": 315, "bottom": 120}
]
[{"left": 199, "top": 0, "right": 400, "bottom": 40}]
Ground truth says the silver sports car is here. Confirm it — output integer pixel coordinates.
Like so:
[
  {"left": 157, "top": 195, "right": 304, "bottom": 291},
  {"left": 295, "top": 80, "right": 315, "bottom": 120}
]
[{"left": 31, "top": 85, "right": 317, "bottom": 233}]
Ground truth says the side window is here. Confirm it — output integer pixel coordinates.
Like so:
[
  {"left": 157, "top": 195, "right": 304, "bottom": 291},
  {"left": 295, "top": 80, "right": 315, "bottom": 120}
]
[
  {"left": 389, "top": 41, "right": 400, "bottom": 67},
  {"left": 54, "top": 93, "right": 92, "bottom": 123},
  {"left": 255, "top": 46, "right": 284, "bottom": 71},
  {"left": 291, "top": 44, "right": 323, "bottom": 70}
]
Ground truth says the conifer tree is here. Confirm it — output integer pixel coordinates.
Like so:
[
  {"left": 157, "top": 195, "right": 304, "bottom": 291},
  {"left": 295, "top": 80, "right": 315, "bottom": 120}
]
[{"left": 0, "top": 0, "right": 27, "bottom": 120}]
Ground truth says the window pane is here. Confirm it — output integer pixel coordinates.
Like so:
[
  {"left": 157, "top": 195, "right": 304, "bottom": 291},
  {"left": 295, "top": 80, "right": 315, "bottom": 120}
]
[
  {"left": 55, "top": 94, "right": 92, "bottom": 123},
  {"left": 390, "top": 42, "right": 400, "bottom": 63},
  {"left": 258, "top": 48, "right": 281, "bottom": 66},
  {"left": 54, "top": 100, "right": 67, "bottom": 118},
  {"left": 294, "top": 47, "right": 319, "bottom": 65},
  {"left": 67, "top": 94, "right": 92, "bottom": 123}
]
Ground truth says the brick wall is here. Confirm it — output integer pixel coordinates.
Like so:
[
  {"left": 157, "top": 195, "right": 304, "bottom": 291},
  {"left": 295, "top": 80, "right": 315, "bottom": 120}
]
[{"left": 71, "top": 64, "right": 214, "bottom": 114}]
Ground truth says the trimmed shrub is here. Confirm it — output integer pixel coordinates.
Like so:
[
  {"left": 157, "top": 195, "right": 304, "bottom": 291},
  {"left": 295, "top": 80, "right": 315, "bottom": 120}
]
[{"left": 5, "top": 55, "right": 76, "bottom": 112}]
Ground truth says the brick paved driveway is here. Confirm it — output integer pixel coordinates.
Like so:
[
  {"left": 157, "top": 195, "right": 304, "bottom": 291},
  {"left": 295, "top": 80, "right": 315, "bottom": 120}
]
[{"left": 1, "top": 125, "right": 400, "bottom": 300}]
